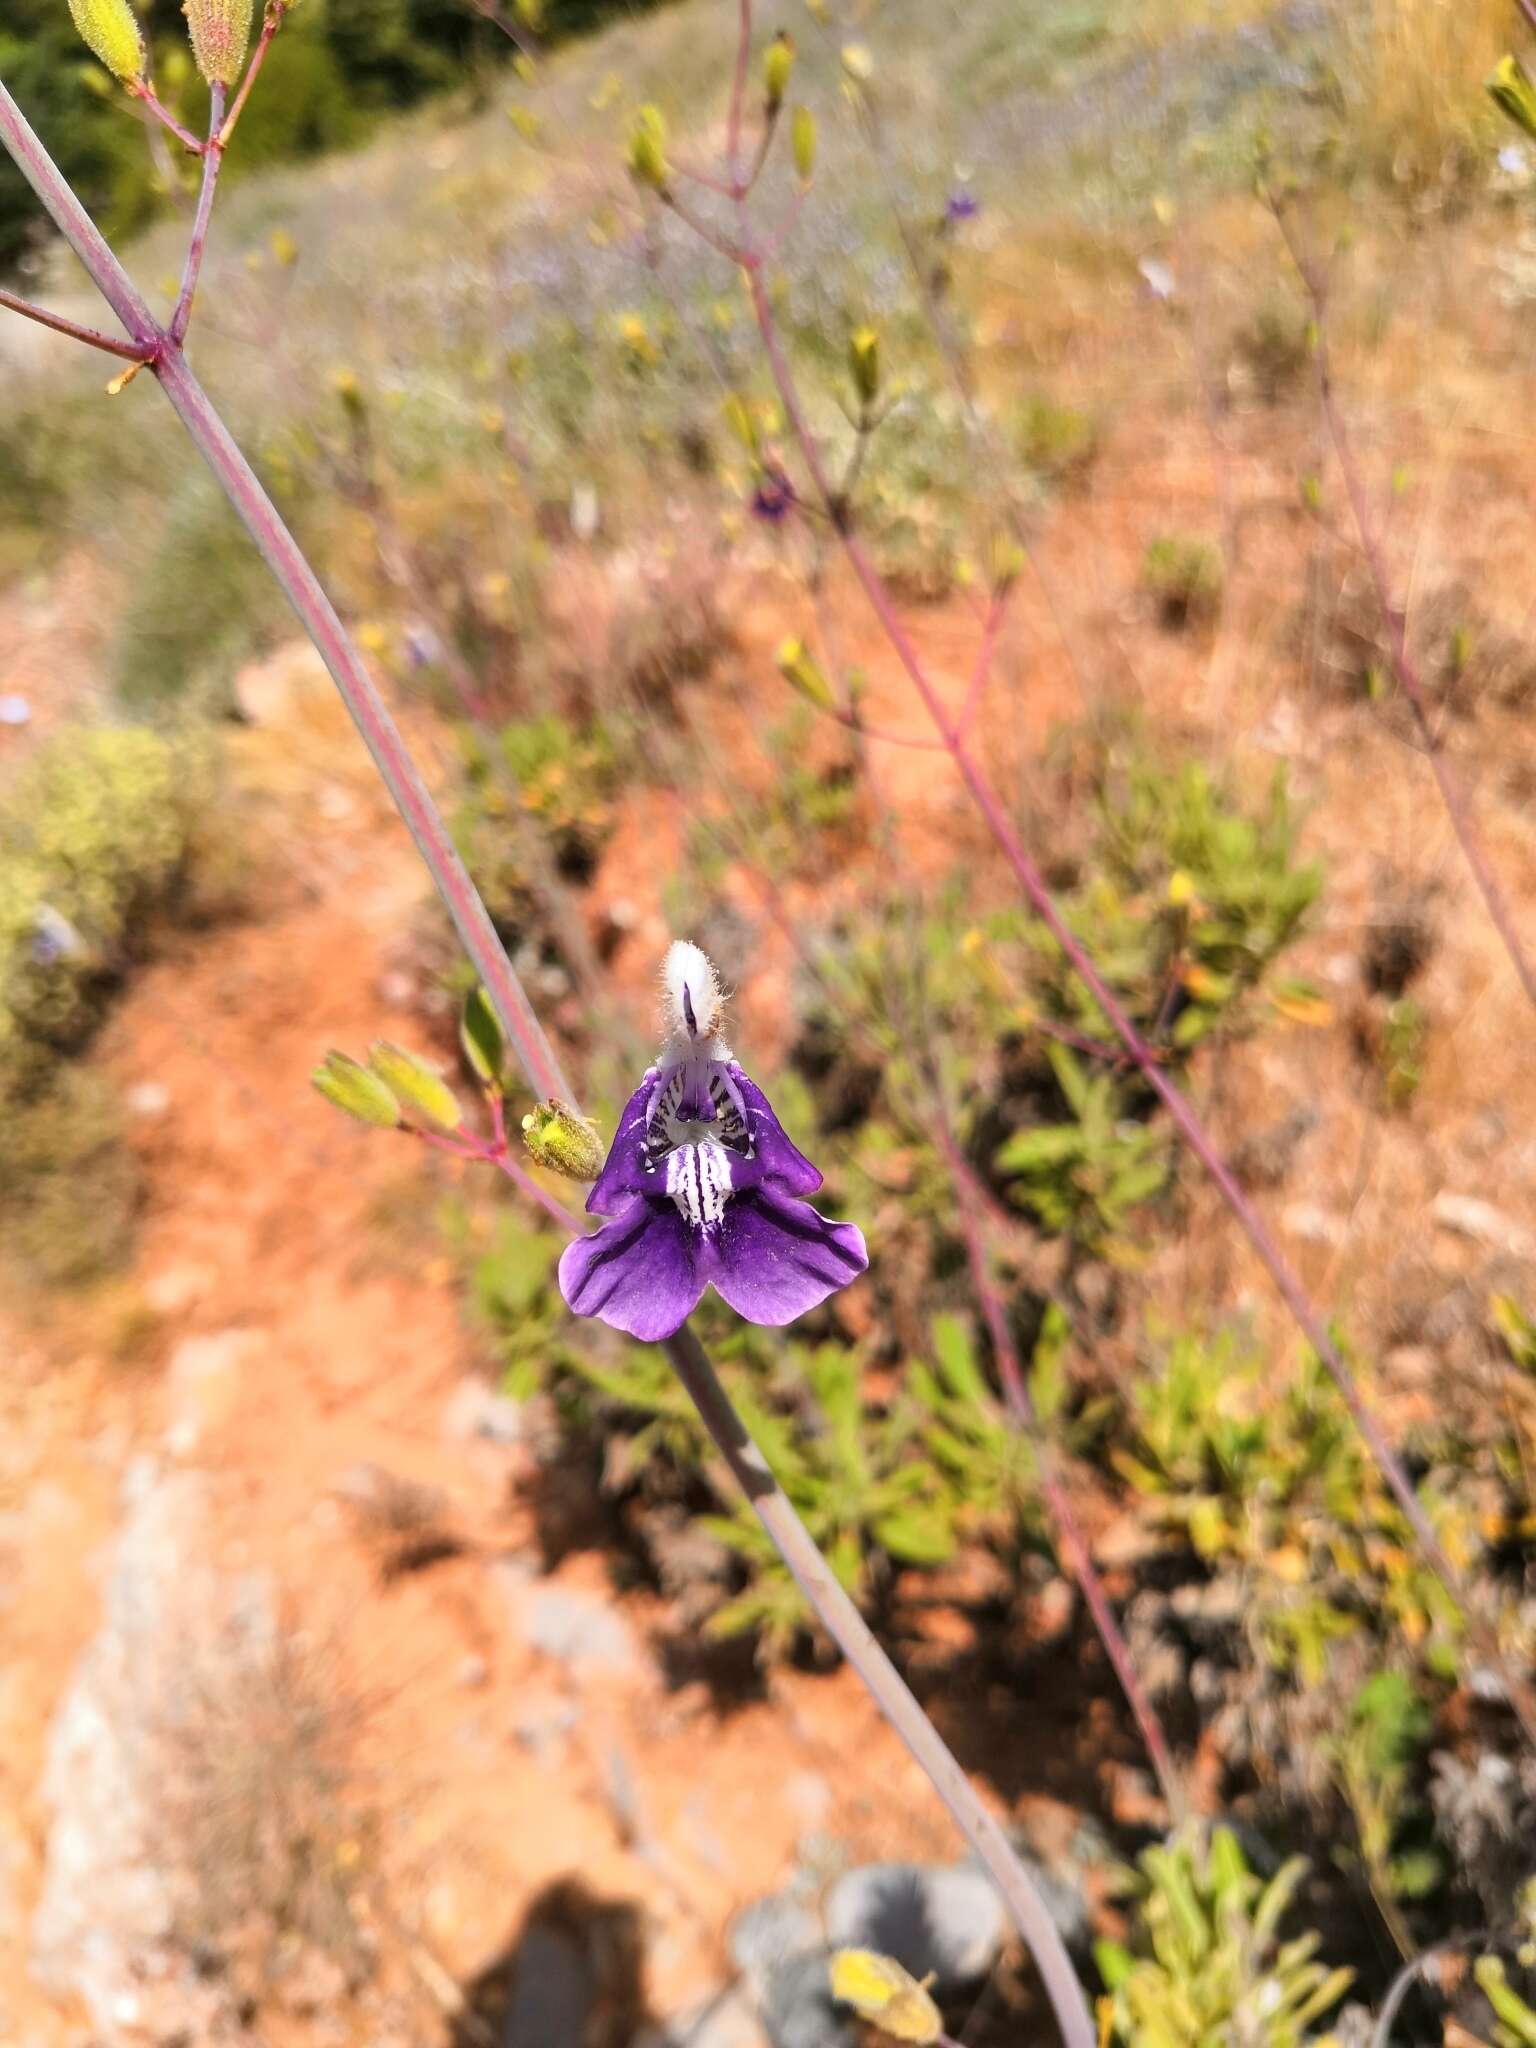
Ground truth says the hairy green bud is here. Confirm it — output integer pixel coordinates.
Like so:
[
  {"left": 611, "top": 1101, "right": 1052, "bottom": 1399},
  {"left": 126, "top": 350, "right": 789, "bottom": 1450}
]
[
  {"left": 627, "top": 103, "right": 670, "bottom": 191},
  {"left": 312, "top": 1051, "right": 401, "bottom": 1130},
  {"left": 791, "top": 104, "right": 816, "bottom": 183},
  {"left": 848, "top": 325, "right": 880, "bottom": 409},
  {"left": 521, "top": 1099, "right": 604, "bottom": 1181},
  {"left": 776, "top": 636, "right": 837, "bottom": 712},
  {"left": 366, "top": 1041, "right": 462, "bottom": 1132},
  {"left": 68, "top": 0, "right": 146, "bottom": 80},
  {"left": 184, "top": 0, "right": 253, "bottom": 86},
  {"left": 763, "top": 32, "right": 794, "bottom": 114},
  {"left": 1488, "top": 54, "right": 1536, "bottom": 142}
]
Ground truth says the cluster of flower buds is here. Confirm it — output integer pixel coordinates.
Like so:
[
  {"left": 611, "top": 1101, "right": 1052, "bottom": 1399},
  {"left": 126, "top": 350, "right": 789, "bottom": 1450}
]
[
  {"left": 763, "top": 31, "right": 795, "bottom": 116},
  {"left": 67, "top": 0, "right": 276, "bottom": 93},
  {"left": 627, "top": 103, "right": 670, "bottom": 192}
]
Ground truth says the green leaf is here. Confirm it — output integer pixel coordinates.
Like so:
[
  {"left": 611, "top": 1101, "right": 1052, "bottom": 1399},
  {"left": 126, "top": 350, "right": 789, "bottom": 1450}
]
[
  {"left": 995, "top": 1123, "right": 1083, "bottom": 1174},
  {"left": 367, "top": 1040, "right": 463, "bottom": 1132},
  {"left": 1094, "top": 1938, "right": 1134, "bottom": 1992},
  {"left": 311, "top": 1050, "right": 402, "bottom": 1129},
  {"left": 1030, "top": 1306, "right": 1068, "bottom": 1424},
  {"left": 872, "top": 1506, "right": 957, "bottom": 1566},
  {"left": 460, "top": 985, "right": 506, "bottom": 1089}
]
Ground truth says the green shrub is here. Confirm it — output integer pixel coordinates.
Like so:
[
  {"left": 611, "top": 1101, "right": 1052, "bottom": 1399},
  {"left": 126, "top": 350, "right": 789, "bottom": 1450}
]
[
  {"left": 0, "top": 1066, "right": 138, "bottom": 1285},
  {"left": 0, "top": 722, "right": 213, "bottom": 1283},
  {"left": 112, "top": 473, "right": 291, "bottom": 714},
  {"left": 1142, "top": 535, "right": 1225, "bottom": 628},
  {"left": 1013, "top": 390, "right": 1101, "bottom": 484},
  {"left": 1095, "top": 1827, "right": 1352, "bottom": 2046}
]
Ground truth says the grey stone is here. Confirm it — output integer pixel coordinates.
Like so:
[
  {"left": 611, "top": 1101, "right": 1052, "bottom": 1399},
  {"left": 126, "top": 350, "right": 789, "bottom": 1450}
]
[
  {"left": 31, "top": 1469, "right": 265, "bottom": 2042},
  {"left": 524, "top": 1583, "right": 642, "bottom": 1677},
  {"left": 762, "top": 1948, "right": 855, "bottom": 2048},
  {"left": 824, "top": 1859, "right": 1009, "bottom": 1987},
  {"left": 442, "top": 1377, "right": 524, "bottom": 1446},
  {"left": 728, "top": 1893, "right": 821, "bottom": 2002},
  {"left": 502, "top": 1923, "right": 592, "bottom": 2048},
  {"left": 639, "top": 1983, "right": 769, "bottom": 2048}
]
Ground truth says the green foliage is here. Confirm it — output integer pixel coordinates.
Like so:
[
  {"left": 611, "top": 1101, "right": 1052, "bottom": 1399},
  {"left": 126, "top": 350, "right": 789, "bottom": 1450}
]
[
  {"left": 1013, "top": 390, "right": 1101, "bottom": 484},
  {"left": 0, "top": 1065, "right": 139, "bottom": 1286},
  {"left": 470, "top": 1198, "right": 1051, "bottom": 1658},
  {"left": 993, "top": 1038, "right": 1169, "bottom": 1248},
  {"left": 1380, "top": 995, "right": 1426, "bottom": 1110},
  {"left": 701, "top": 1341, "right": 968, "bottom": 1658},
  {"left": 1051, "top": 744, "right": 1321, "bottom": 1050},
  {"left": 1095, "top": 1827, "right": 1352, "bottom": 2047},
  {"left": 0, "top": 722, "right": 217, "bottom": 1285},
  {"left": 1113, "top": 1325, "right": 1473, "bottom": 1682},
  {"left": 112, "top": 473, "right": 290, "bottom": 714},
  {"left": 0, "top": 724, "right": 204, "bottom": 1103},
  {"left": 1142, "top": 535, "right": 1225, "bottom": 627},
  {"left": 1476, "top": 1956, "right": 1536, "bottom": 2048},
  {"left": 455, "top": 712, "right": 619, "bottom": 900},
  {"left": 1326, "top": 1670, "right": 1442, "bottom": 1928}
]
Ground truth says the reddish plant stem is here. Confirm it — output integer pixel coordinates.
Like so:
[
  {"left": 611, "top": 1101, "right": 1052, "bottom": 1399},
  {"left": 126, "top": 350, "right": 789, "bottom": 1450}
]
[
  {"left": 725, "top": 0, "right": 752, "bottom": 183},
  {"left": 957, "top": 590, "right": 1008, "bottom": 737},
  {"left": 1276, "top": 204, "right": 1536, "bottom": 1014},
  {"left": 171, "top": 84, "right": 225, "bottom": 343},
  {"left": 737, "top": 206, "right": 1536, "bottom": 1749},
  {"left": 0, "top": 80, "right": 1099, "bottom": 2041},
  {"left": 219, "top": 4, "right": 287, "bottom": 147},
  {"left": 1520, "top": 0, "right": 1536, "bottom": 38},
  {"left": 938, "top": 1126, "right": 1184, "bottom": 1817},
  {"left": 0, "top": 283, "right": 146, "bottom": 359},
  {"left": 127, "top": 78, "right": 205, "bottom": 155}
]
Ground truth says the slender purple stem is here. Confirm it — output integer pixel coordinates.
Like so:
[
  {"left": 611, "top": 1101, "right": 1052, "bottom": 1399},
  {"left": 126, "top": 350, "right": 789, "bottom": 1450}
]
[
  {"left": 939, "top": 1127, "right": 1184, "bottom": 1817},
  {"left": 171, "top": 84, "right": 224, "bottom": 344},
  {"left": 127, "top": 79, "right": 206, "bottom": 155},
  {"left": 219, "top": 4, "right": 286, "bottom": 147},
  {"left": 0, "top": 78, "right": 1100, "bottom": 2041},
  {"left": 1275, "top": 203, "right": 1536, "bottom": 1014},
  {"left": 736, "top": 188, "right": 1536, "bottom": 1751},
  {"left": 725, "top": 0, "right": 751, "bottom": 183},
  {"left": 0, "top": 283, "right": 145, "bottom": 360}
]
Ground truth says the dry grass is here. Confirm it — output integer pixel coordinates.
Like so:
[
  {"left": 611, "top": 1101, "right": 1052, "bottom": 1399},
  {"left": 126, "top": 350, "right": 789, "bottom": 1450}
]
[{"left": 1338, "top": 0, "right": 1510, "bottom": 191}]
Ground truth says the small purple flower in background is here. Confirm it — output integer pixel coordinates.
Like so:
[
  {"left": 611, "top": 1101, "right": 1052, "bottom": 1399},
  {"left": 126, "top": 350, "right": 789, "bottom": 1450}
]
[
  {"left": 559, "top": 942, "right": 868, "bottom": 1341},
  {"left": 750, "top": 464, "right": 796, "bottom": 524},
  {"left": 943, "top": 188, "right": 980, "bottom": 226}
]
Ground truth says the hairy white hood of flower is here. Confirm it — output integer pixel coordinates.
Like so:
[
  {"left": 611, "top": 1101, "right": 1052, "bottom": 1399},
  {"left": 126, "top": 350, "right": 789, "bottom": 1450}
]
[{"left": 658, "top": 939, "right": 732, "bottom": 1067}]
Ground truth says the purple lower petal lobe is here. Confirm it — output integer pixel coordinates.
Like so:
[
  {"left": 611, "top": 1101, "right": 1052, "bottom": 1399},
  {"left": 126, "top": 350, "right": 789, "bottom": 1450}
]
[
  {"left": 558, "top": 1196, "right": 706, "bottom": 1341},
  {"left": 707, "top": 1187, "right": 868, "bottom": 1327},
  {"left": 586, "top": 1073, "right": 660, "bottom": 1215},
  {"left": 727, "top": 1066, "right": 823, "bottom": 1196}
]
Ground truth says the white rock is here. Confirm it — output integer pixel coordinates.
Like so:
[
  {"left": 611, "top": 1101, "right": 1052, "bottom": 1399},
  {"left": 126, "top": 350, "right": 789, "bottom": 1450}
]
[
  {"left": 1431, "top": 1193, "right": 1535, "bottom": 1259},
  {"left": 163, "top": 1329, "right": 263, "bottom": 1456}
]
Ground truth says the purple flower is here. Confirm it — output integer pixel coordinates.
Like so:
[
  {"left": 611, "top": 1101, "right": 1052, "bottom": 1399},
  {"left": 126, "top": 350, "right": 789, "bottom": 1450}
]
[
  {"left": 751, "top": 465, "right": 796, "bottom": 524},
  {"left": 559, "top": 942, "right": 868, "bottom": 1342},
  {"left": 944, "top": 189, "right": 980, "bottom": 225}
]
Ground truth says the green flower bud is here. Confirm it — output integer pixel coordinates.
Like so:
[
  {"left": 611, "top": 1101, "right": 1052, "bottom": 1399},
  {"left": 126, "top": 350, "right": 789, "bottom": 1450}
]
[
  {"left": 366, "top": 1041, "right": 463, "bottom": 1132},
  {"left": 723, "top": 391, "right": 760, "bottom": 455},
  {"left": 986, "top": 530, "right": 1026, "bottom": 594},
  {"left": 1488, "top": 54, "right": 1536, "bottom": 142},
  {"left": 776, "top": 636, "right": 837, "bottom": 712},
  {"left": 460, "top": 985, "right": 507, "bottom": 1090},
  {"left": 791, "top": 104, "right": 816, "bottom": 183},
  {"left": 312, "top": 1051, "right": 401, "bottom": 1130},
  {"left": 627, "top": 103, "right": 670, "bottom": 191},
  {"left": 68, "top": 0, "right": 146, "bottom": 81},
  {"left": 183, "top": 0, "right": 253, "bottom": 87},
  {"left": 848, "top": 325, "right": 880, "bottom": 408},
  {"left": 521, "top": 1099, "right": 605, "bottom": 1181},
  {"left": 763, "top": 32, "right": 794, "bottom": 114}
]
